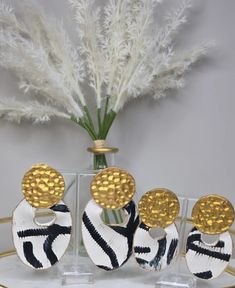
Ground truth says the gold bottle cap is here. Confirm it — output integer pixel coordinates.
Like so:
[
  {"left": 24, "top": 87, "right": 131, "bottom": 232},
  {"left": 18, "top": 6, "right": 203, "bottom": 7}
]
[
  {"left": 91, "top": 167, "right": 135, "bottom": 209},
  {"left": 87, "top": 147, "right": 119, "bottom": 154},
  {"left": 192, "top": 194, "right": 235, "bottom": 235},
  {"left": 22, "top": 164, "right": 65, "bottom": 208},
  {"left": 138, "top": 188, "right": 180, "bottom": 228}
]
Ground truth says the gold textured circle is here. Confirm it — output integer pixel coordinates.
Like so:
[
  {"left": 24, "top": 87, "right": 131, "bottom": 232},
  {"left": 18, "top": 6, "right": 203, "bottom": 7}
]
[
  {"left": 22, "top": 164, "right": 65, "bottom": 208},
  {"left": 91, "top": 167, "right": 136, "bottom": 209},
  {"left": 192, "top": 194, "right": 235, "bottom": 235},
  {"left": 138, "top": 188, "right": 180, "bottom": 228}
]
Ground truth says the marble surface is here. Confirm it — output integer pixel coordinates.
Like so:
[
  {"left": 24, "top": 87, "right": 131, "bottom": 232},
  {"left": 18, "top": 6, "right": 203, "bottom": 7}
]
[{"left": 0, "top": 255, "right": 234, "bottom": 288}]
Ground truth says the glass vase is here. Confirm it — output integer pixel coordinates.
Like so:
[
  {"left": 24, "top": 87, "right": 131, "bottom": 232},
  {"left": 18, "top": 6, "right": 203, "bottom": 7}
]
[{"left": 88, "top": 142, "right": 123, "bottom": 223}]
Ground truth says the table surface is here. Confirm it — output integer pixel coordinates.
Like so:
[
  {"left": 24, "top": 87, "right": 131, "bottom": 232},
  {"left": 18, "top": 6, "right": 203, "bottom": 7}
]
[{"left": 0, "top": 255, "right": 234, "bottom": 288}]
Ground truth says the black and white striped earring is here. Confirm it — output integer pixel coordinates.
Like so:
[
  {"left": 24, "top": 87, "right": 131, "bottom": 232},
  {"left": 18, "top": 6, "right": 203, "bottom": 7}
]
[
  {"left": 133, "top": 188, "right": 180, "bottom": 271},
  {"left": 186, "top": 194, "right": 234, "bottom": 280},
  {"left": 81, "top": 167, "right": 139, "bottom": 271},
  {"left": 12, "top": 164, "right": 72, "bottom": 270}
]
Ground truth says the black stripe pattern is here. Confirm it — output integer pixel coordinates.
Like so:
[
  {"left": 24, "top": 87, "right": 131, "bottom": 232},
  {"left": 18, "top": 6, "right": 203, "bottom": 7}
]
[
  {"left": 23, "top": 242, "right": 43, "bottom": 269},
  {"left": 185, "top": 227, "right": 232, "bottom": 280},
  {"left": 133, "top": 222, "right": 179, "bottom": 271},
  {"left": 83, "top": 212, "right": 119, "bottom": 269},
  {"left": 12, "top": 200, "right": 72, "bottom": 270},
  {"left": 82, "top": 199, "right": 139, "bottom": 271}
]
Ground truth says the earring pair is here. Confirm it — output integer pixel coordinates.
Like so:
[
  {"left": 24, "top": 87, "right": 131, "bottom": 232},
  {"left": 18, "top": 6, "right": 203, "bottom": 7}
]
[
  {"left": 12, "top": 164, "right": 72, "bottom": 270},
  {"left": 136, "top": 191, "right": 235, "bottom": 279},
  {"left": 81, "top": 167, "right": 180, "bottom": 271}
]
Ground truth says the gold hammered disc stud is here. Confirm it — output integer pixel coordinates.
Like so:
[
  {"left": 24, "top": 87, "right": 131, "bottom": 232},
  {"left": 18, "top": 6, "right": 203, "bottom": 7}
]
[
  {"left": 22, "top": 164, "right": 65, "bottom": 208},
  {"left": 192, "top": 194, "right": 235, "bottom": 235},
  {"left": 138, "top": 188, "right": 180, "bottom": 228},
  {"left": 91, "top": 167, "right": 136, "bottom": 209}
]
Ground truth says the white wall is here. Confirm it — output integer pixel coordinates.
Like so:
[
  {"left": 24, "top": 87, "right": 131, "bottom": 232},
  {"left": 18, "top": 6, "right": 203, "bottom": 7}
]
[{"left": 0, "top": 0, "right": 235, "bottom": 249}]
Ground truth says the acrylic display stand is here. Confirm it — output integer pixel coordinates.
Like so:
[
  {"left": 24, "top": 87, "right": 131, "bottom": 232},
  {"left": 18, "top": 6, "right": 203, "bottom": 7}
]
[
  {"left": 155, "top": 197, "right": 196, "bottom": 288},
  {"left": 56, "top": 170, "right": 94, "bottom": 285}
]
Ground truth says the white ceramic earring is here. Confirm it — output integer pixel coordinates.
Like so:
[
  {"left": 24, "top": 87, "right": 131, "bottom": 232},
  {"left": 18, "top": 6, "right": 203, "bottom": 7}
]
[
  {"left": 82, "top": 167, "right": 139, "bottom": 271},
  {"left": 133, "top": 188, "right": 180, "bottom": 271},
  {"left": 185, "top": 194, "right": 234, "bottom": 280},
  {"left": 12, "top": 164, "right": 72, "bottom": 269}
]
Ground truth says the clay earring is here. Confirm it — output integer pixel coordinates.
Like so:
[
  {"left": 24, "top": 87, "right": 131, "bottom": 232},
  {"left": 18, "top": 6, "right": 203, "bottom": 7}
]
[
  {"left": 185, "top": 194, "right": 234, "bottom": 280},
  {"left": 12, "top": 164, "right": 72, "bottom": 269},
  {"left": 81, "top": 167, "right": 139, "bottom": 271},
  {"left": 133, "top": 188, "right": 180, "bottom": 271}
]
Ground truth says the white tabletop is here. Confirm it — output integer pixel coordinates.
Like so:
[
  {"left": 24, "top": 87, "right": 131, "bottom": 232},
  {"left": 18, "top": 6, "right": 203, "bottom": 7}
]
[{"left": 0, "top": 255, "right": 234, "bottom": 288}]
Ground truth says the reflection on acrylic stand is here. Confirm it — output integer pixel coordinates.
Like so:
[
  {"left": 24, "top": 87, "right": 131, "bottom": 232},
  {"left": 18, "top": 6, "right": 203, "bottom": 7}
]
[
  {"left": 155, "top": 197, "right": 196, "bottom": 288},
  {"left": 57, "top": 171, "right": 94, "bottom": 286}
]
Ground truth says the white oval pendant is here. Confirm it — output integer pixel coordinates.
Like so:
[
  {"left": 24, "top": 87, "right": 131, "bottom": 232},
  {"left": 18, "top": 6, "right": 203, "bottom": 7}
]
[
  {"left": 133, "top": 222, "right": 179, "bottom": 271},
  {"left": 185, "top": 227, "right": 232, "bottom": 280},
  {"left": 82, "top": 199, "right": 139, "bottom": 271},
  {"left": 12, "top": 199, "right": 72, "bottom": 269}
]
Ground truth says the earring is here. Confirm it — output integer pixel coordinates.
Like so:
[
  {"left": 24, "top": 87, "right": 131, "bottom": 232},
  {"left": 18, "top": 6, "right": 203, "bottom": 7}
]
[
  {"left": 81, "top": 167, "right": 139, "bottom": 271},
  {"left": 133, "top": 188, "right": 180, "bottom": 271},
  {"left": 186, "top": 194, "right": 234, "bottom": 280},
  {"left": 12, "top": 164, "right": 72, "bottom": 269}
]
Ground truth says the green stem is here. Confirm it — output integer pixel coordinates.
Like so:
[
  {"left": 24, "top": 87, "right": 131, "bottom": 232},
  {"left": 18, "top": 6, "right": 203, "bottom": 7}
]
[
  {"left": 118, "top": 210, "right": 123, "bottom": 223},
  {"left": 93, "top": 153, "right": 108, "bottom": 170},
  {"left": 71, "top": 115, "right": 97, "bottom": 140},
  {"left": 103, "top": 209, "right": 110, "bottom": 224},
  {"left": 102, "top": 110, "right": 117, "bottom": 139},
  {"left": 80, "top": 119, "right": 97, "bottom": 140},
  {"left": 97, "top": 108, "right": 102, "bottom": 138},
  {"left": 112, "top": 210, "right": 119, "bottom": 223},
  {"left": 98, "top": 96, "right": 109, "bottom": 138},
  {"left": 83, "top": 106, "right": 96, "bottom": 132},
  {"left": 103, "top": 96, "right": 110, "bottom": 122}
]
